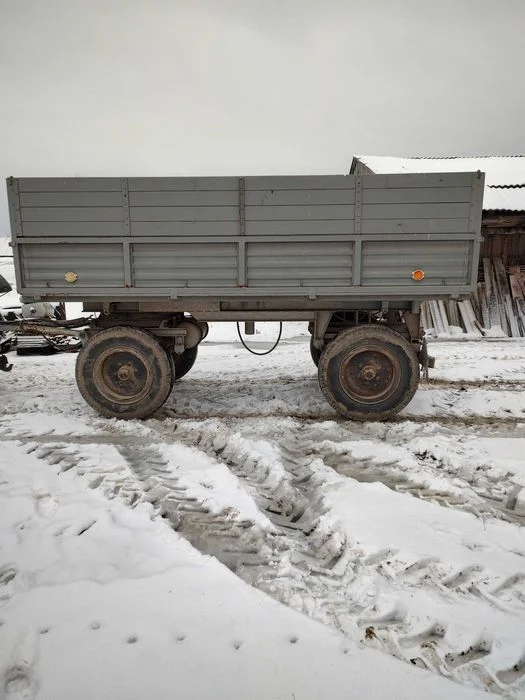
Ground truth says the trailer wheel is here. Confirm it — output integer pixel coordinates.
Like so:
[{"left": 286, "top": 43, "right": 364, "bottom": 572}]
[
  {"left": 76, "top": 327, "right": 173, "bottom": 420},
  {"left": 310, "top": 337, "right": 322, "bottom": 367},
  {"left": 172, "top": 346, "right": 198, "bottom": 381},
  {"left": 318, "top": 325, "right": 419, "bottom": 421}
]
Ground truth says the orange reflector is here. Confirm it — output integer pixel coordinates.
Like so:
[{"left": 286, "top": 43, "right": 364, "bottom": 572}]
[{"left": 411, "top": 269, "right": 425, "bottom": 281}]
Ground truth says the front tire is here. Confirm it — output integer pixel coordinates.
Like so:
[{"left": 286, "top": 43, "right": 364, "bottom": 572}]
[
  {"left": 76, "top": 326, "right": 173, "bottom": 420},
  {"left": 318, "top": 325, "right": 419, "bottom": 421}
]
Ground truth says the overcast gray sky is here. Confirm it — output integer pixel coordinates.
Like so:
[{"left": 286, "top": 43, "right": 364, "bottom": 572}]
[{"left": 1, "top": 0, "right": 524, "bottom": 235}]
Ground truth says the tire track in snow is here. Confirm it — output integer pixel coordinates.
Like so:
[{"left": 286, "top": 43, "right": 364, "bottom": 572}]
[
  {"left": 227, "top": 417, "right": 525, "bottom": 526},
  {"left": 425, "top": 378, "right": 525, "bottom": 391},
  {"left": 26, "top": 441, "right": 270, "bottom": 572},
  {"left": 6, "top": 420, "right": 525, "bottom": 697},
  {"left": 161, "top": 411, "right": 525, "bottom": 431},
  {"left": 151, "top": 419, "right": 525, "bottom": 697},
  {"left": 292, "top": 431, "right": 525, "bottom": 527},
  {"left": 163, "top": 375, "right": 525, "bottom": 390},
  {"left": 160, "top": 378, "right": 525, "bottom": 425},
  {"left": 4, "top": 418, "right": 524, "bottom": 526}
]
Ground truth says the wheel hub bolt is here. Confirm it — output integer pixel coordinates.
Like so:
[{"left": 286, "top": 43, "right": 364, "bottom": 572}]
[
  {"left": 117, "top": 365, "right": 132, "bottom": 382},
  {"left": 362, "top": 365, "right": 377, "bottom": 380}
]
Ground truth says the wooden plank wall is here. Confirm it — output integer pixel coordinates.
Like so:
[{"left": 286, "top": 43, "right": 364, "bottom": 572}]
[
  {"left": 479, "top": 228, "right": 525, "bottom": 268},
  {"left": 422, "top": 257, "right": 525, "bottom": 337}
]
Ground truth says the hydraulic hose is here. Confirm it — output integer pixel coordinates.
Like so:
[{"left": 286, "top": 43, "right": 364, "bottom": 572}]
[{"left": 236, "top": 322, "right": 282, "bottom": 356}]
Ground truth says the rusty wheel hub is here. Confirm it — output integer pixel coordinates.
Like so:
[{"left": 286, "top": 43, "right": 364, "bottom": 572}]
[
  {"left": 93, "top": 346, "right": 153, "bottom": 405},
  {"left": 339, "top": 346, "right": 400, "bottom": 404},
  {"left": 116, "top": 364, "right": 134, "bottom": 382}
]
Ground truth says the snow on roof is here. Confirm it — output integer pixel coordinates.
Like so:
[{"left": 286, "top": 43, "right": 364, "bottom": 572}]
[
  {"left": 354, "top": 155, "right": 525, "bottom": 212},
  {"left": 483, "top": 185, "right": 525, "bottom": 212}
]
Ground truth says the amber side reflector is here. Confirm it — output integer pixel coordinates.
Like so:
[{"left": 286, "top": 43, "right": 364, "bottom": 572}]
[
  {"left": 412, "top": 269, "right": 425, "bottom": 281},
  {"left": 64, "top": 271, "right": 78, "bottom": 283}
]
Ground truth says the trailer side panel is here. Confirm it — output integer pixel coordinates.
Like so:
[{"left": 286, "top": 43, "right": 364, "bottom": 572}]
[{"left": 7, "top": 172, "right": 484, "bottom": 304}]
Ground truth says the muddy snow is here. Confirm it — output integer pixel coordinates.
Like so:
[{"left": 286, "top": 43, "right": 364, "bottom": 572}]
[{"left": 1, "top": 283, "right": 525, "bottom": 698}]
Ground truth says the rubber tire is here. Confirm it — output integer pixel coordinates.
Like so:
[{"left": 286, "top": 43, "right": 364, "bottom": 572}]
[
  {"left": 318, "top": 325, "right": 419, "bottom": 421},
  {"left": 76, "top": 326, "right": 173, "bottom": 420},
  {"left": 310, "top": 337, "right": 322, "bottom": 367},
  {"left": 166, "top": 351, "right": 176, "bottom": 394},
  {"left": 171, "top": 346, "right": 198, "bottom": 381}
]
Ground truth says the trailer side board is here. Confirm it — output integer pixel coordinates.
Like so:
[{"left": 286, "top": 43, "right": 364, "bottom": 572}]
[{"left": 7, "top": 172, "right": 484, "bottom": 303}]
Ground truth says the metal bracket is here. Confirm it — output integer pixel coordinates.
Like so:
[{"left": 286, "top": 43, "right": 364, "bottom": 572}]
[
  {"left": 313, "top": 311, "right": 332, "bottom": 348},
  {"left": 239, "top": 177, "right": 246, "bottom": 236},
  {"left": 354, "top": 174, "right": 362, "bottom": 235},
  {"left": 238, "top": 240, "right": 247, "bottom": 286},
  {"left": 151, "top": 328, "right": 186, "bottom": 354},
  {"left": 403, "top": 311, "right": 422, "bottom": 343},
  {"left": 121, "top": 178, "right": 131, "bottom": 236},
  {"left": 353, "top": 174, "right": 363, "bottom": 286},
  {"left": 7, "top": 177, "right": 23, "bottom": 237},
  {"left": 468, "top": 171, "right": 484, "bottom": 289},
  {"left": 123, "top": 241, "right": 133, "bottom": 288}
]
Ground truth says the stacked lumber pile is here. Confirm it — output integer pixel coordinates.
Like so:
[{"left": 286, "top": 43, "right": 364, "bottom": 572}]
[{"left": 422, "top": 258, "right": 525, "bottom": 338}]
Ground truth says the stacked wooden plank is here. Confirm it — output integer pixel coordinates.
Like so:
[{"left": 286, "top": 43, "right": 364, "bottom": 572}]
[
  {"left": 509, "top": 266, "right": 525, "bottom": 333},
  {"left": 422, "top": 258, "right": 525, "bottom": 338}
]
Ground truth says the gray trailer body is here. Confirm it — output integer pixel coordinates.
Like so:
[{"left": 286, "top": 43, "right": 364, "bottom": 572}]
[
  {"left": 7, "top": 172, "right": 484, "bottom": 316},
  {"left": 5, "top": 170, "right": 485, "bottom": 421}
]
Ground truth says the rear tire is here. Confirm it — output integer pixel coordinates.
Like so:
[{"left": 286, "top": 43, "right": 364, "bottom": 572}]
[
  {"left": 166, "top": 351, "right": 176, "bottom": 394},
  {"left": 318, "top": 325, "right": 419, "bottom": 421},
  {"left": 76, "top": 326, "right": 173, "bottom": 420},
  {"left": 310, "top": 337, "right": 322, "bottom": 367},
  {"left": 172, "top": 346, "right": 198, "bottom": 381}
]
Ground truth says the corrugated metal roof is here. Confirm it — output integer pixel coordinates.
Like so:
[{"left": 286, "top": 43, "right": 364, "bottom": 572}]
[
  {"left": 354, "top": 156, "right": 525, "bottom": 212},
  {"left": 483, "top": 186, "right": 525, "bottom": 212}
]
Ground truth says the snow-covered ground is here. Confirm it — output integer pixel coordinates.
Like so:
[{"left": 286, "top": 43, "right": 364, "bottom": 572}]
[{"left": 1, "top": 259, "right": 525, "bottom": 698}]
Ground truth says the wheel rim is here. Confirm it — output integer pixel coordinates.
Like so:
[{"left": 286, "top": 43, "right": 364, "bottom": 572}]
[
  {"left": 338, "top": 344, "right": 401, "bottom": 405},
  {"left": 92, "top": 345, "right": 153, "bottom": 405}
]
